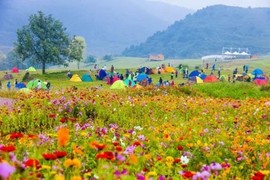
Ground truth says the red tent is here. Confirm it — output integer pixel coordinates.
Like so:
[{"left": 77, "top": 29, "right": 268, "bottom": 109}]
[
  {"left": 107, "top": 76, "right": 120, "bottom": 85},
  {"left": 11, "top": 67, "right": 19, "bottom": 73},
  {"left": 204, "top": 75, "right": 218, "bottom": 82},
  {"left": 254, "top": 79, "right": 268, "bottom": 86}
]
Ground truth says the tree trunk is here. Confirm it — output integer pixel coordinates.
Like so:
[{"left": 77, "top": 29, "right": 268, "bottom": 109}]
[
  {"left": 42, "top": 60, "right": 46, "bottom": 74},
  {"left": 77, "top": 61, "right": 80, "bottom": 70}
]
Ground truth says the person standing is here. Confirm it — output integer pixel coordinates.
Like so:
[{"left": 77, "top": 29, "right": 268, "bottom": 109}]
[{"left": 7, "top": 81, "right": 11, "bottom": 90}]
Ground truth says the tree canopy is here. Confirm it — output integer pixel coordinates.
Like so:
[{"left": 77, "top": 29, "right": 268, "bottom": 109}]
[
  {"left": 15, "top": 11, "right": 70, "bottom": 74},
  {"left": 69, "top": 35, "right": 86, "bottom": 69}
]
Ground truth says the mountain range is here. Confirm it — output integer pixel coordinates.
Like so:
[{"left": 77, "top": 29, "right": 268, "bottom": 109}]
[
  {"left": 123, "top": 5, "right": 270, "bottom": 58},
  {"left": 0, "top": 0, "right": 192, "bottom": 55}
]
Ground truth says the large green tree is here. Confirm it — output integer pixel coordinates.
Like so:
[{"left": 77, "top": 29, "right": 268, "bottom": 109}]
[
  {"left": 15, "top": 11, "right": 70, "bottom": 74},
  {"left": 69, "top": 35, "right": 86, "bottom": 69}
]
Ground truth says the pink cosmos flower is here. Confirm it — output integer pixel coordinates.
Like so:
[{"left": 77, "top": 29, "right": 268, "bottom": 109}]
[{"left": 0, "top": 162, "right": 16, "bottom": 179}]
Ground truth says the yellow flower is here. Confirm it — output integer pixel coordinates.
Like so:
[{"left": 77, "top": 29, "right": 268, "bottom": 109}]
[
  {"left": 165, "top": 156, "right": 174, "bottom": 168},
  {"left": 146, "top": 171, "right": 157, "bottom": 180},
  {"left": 64, "top": 158, "right": 81, "bottom": 168},
  {"left": 55, "top": 174, "right": 65, "bottom": 180},
  {"left": 71, "top": 176, "right": 82, "bottom": 180}
]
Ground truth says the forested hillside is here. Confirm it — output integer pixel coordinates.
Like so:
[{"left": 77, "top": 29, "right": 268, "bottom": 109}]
[{"left": 122, "top": 5, "right": 270, "bottom": 58}]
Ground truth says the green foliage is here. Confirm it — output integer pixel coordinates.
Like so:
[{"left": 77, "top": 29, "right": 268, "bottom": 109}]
[
  {"left": 123, "top": 5, "right": 270, "bottom": 58},
  {"left": 85, "top": 55, "right": 97, "bottom": 64},
  {"left": 15, "top": 11, "right": 70, "bottom": 74},
  {"left": 103, "top": 54, "right": 113, "bottom": 61},
  {"left": 69, "top": 35, "right": 87, "bottom": 69}
]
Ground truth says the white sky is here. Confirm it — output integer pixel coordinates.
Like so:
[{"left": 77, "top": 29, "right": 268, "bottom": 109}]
[{"left": 148, "top": 0, "right": 270, "bottom": 10}]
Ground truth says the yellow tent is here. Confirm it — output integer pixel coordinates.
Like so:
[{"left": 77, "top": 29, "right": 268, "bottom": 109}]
[
  {"left": 165, "top": 67, "right": 175, "bottom": 73},
  {"left": 195, "top": 76, "right": 203, "bottom": 84},
  {"left": 70, "top": 74, "right": 82, "bottom": 82}
]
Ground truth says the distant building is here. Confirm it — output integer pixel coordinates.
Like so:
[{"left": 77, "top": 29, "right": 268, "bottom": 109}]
[{"left": 149, "top": 54, "right": 165, "bottom": 61}]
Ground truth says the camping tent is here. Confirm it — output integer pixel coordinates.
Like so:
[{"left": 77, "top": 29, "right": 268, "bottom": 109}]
[
  {"left": 70, "top": 74, "right": 82, "bottom": 82},
  {"left": 189, "top": 70, "right": 200, "bottom": 77},
  {"left": 204, "top": 75, "right": 218, "bottom": 82},
  {"left": 189, "top": 76, "right": 203, "bottom": 84},
  {"left": 254, "top": 78, "right": 268, "bottom": 86},
  {"left": 124, "top": 79, "right": 136, "bottom": 87},
  {"left": 27, "top": 79, "right": 47, "bottom": 89},
  {"left": 27, "top": 66, "right": 36, "bottom": 72},
  {"left": 137, "top": 73, "right": 148, "bottom": 82},
  {"left": 11, "top": 67, "right": 19, "bottom": 73},
  {"left": 107, "top": 76, "right": 120, "bottom": 85},
  {"left": 97, "top": 69, "right": 107, "bottom": 80},
  {"left": 165, "top": 67, "right": 175, "bottom": 73},
  {"left": 139, "top": 67, "right": 151, "bottom": 74},
  {"left": 15, "top": 82, "right": 26, "bottom": 89},
  {"left": 110, "top": 80, "right": 127, "bottom": 90},
  {"left": 81, "top": 74, "right": 93, "bottom": 82},
  {"left": 18, "top": 88, "right": 32, "bottom": 94},
  {"left": 251, "top": 68, "right": 264, "bottom": 76}
]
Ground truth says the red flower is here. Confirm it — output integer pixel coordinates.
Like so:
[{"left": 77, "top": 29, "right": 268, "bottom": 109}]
[
  {"left": 60, "top": 117, "right": 67, "bottom": 123},
  {"left": 113, "top": 142, "right": 120, "bottom": 146},
  {"left": 115, "top": 146, "right": 123, "bottom": 152},
  {"left": 96, "top": 151, "right": 114, "bottom": 161},
  {"left": 0, "top": 145, "right": 16, "bottom": 152},
  {"left": 181, "top": 171, "right": 194, "bottom": 179},
  {"left": 48, "top": 114, "right": 57, "bottom": 118},
  {"left": 177, "top": 145, "right": 184, "bottom": 151},
  {"left": 174, "top": 158, "right": 181, "bottom": 163},
  {"left": 54, "top": 151, "right": 67, "bottom": 158},
  {"left": 42, "top": 153, "right": 57, "bottom": 160},
  {"left": 10, "top": 132, "right": 23, "bottom": 139},
  {"left": 24, "top": 159, "right": 41, "bottom": 168},
  {"left": 133, "top": 141, "right": 141, "bottom": 146},
  {"left": 251, "top": 171, "right": 265, "bottom": 180},
  {"left": 69, "top": 117, "right": 76, "bottom": 122}
]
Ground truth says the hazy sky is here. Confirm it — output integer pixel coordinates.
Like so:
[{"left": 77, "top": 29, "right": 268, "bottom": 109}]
[{"left": 149, "top": 0, "right": 270, "bottom": 9}]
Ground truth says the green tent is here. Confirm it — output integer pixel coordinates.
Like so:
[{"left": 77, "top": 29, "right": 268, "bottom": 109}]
[
  {"left": 27, "top": 79, "right": 47, "bottom": 89},
  {"left": 110, "top": 80, "right": 127, "bottom": 90},
  {"left": 18, "top": 88, "right": 32, "bottom": 94},
  {"left": 81, "top": 74, "right": 93, "bottom": 82},
  {"left": 27, "top": 66, "right": 36, "bottom": 72}
]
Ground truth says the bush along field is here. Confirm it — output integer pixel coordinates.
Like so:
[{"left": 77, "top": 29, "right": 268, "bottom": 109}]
[{"left": 0, "top": 86, "right": 270, "bottom": 180}]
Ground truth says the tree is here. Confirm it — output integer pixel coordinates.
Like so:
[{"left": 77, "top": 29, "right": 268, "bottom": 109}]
[
  {"left": 6, "top": 50, "right": 26, "bottom": 69},
  {"left": 85, "top": 55, "right": 97, "bottom": 64},
  {"left": 15, "top": 11, "right": 70, "bottom": 74},
  {"left": 69, "top": 35, "right": 86, "bottom": 69}
]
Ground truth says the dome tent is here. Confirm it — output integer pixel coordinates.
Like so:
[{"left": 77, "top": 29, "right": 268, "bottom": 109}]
[
  {"left": 27, "top": 79, "right": 47, "bottom": 90},
  {"left": 70, "top": 74, "right": 82, "bottom": 82},
  {"left": 81, "top": 74, "right": 93, "bottom": 82}
]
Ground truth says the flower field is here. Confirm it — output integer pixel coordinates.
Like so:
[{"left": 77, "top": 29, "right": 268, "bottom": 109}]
[{"left": 0, "top": 86, "right": 270, "bottom": 180}]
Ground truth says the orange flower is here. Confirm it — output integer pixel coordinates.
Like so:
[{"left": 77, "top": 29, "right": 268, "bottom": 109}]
[
  {"left": 89, "top": 141, "right": 106, "bottom": 150},
  {"left": 57, "top": 128, "right": 70, "bottom": 147}
]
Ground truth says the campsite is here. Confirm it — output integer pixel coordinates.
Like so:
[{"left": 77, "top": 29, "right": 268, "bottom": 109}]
[{"left": 0, "top": 56, "right": 270, "bottom": 179}]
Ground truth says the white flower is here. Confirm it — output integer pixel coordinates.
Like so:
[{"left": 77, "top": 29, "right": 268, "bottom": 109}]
[
  {"left": 180, "top": 155, "right": 189, "bottom": 164},
  {"left": 134, "top": 126, "right": 143, "bottom": 131}
]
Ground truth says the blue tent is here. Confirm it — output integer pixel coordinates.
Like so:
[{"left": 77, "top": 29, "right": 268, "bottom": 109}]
[
  {"left": 97, "top": 69, "right": 107, "bottom": 80},
  {"left": 15, "top": 82, "right": 26, "bottom": 89},
  {"left": 82, "top": 74, "right": 93, "bottom": 82},
  {"left": 137, "top": 73, "right": 148, "bottom": 82},
  {"left": 139, "top": 67, "right": 151, "bottom": 74},
  {"left": 252, "top": 68, "right": 264, "bottom": 76},
  {"left": 189, "top": 70, "right": 200, "bottom": 77},
  {"left": 199, "top": 73, "right": 207, "bottom": 80},
  {"left": 124, "top": 79, "right": 136, "bottom": 87}
]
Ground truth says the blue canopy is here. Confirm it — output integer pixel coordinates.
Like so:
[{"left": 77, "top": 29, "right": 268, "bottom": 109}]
[
  {"left": 97, "top": 69, "right": 107, "bottom": 80},
  {"left": 137, "top": 73, "right": 148, "bottom": 82},
  {"left": 252, "top": 68, "right": 264, "bottom": 76},
  {"left": 15, "top": 82, "right": 26, "bottom": 89},
  {"left": 189, "top": 70, "right": 200, "bottom": 77},
  {"left": 199, "top": 73, "right": 207, "bottom": 80}
]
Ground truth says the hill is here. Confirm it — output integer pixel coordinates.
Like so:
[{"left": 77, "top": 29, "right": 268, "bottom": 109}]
[
  {"left": 0, "top": 0, "right": 192, "bottom": 55},
  {"left": 122, "top": 5, "right": 270, "bottom": 58}
]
